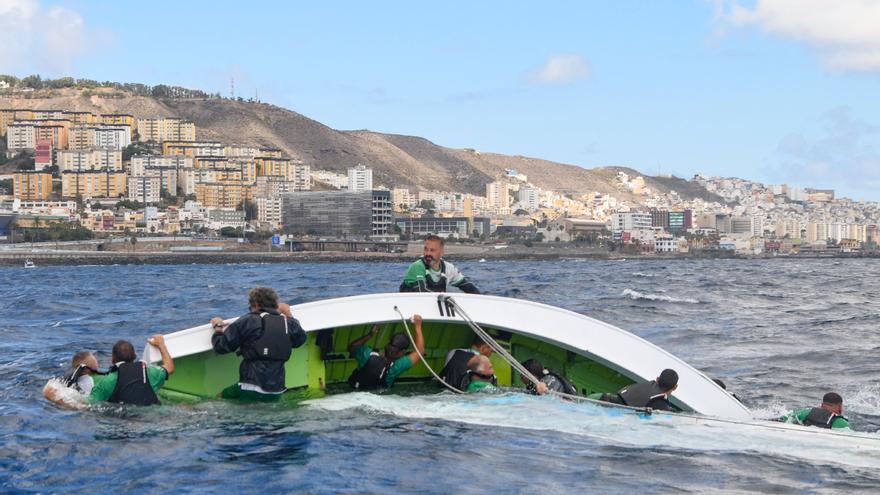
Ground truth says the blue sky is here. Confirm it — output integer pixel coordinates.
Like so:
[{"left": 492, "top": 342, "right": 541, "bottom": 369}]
[{"left": 2, "top": 0, "right": 879, "bottom": 200}]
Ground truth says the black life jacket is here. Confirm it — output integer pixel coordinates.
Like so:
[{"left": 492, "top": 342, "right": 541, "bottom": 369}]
[
  {"left": 439, "top": 349, "right": 478, "bottom": 390},
  {"left": 108, "top": 361, "right": 160, "bottom": 406},
  {"left": 348, "top": 352, "right": 392, "bottom": 390},
  {"left": 617, "top": 380, "right": 668, "bottom": 408},
  {"left": 240, "top": 312, "right": 293, "bottom": 362},
  {"left": 533, "top": 369, "right": 579, "bottom": 396},
  {"left": 802, "top": 407, "right": 847, "bottom": 429}
]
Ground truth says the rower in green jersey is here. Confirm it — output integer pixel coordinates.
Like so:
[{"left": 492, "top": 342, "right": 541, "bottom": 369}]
[
  {"left": 780, "top": 392, "right": 852, "bottom": 430},
  {"left": 464, "top": 355, "right": 497, "bottom": 393},
  {"left": 400, "top": 235, "right": 480, "bottom": 294}
]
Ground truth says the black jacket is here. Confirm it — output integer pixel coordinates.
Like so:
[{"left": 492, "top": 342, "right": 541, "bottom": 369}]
[{"left": 211, "top": 309, "right": 307, "bottom": 392}]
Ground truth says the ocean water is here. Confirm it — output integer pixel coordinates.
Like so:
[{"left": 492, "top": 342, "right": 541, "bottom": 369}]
[{"left": 2, "top": 259, "right": 879, "bottom": 493}]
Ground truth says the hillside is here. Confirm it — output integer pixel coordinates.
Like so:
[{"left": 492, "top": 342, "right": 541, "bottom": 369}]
[{"left": 1, "top": 88, "right": 714, "bottom": 202}]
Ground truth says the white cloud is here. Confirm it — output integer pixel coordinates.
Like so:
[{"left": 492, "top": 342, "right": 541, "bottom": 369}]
[
  {"left": 528, "top": 54, "right": 590, "bottom": 85},
  {"left": 718, "top": 0, "right": 880, "bottom": 71},
  {"left": 774, "top": 107, "right": 880, "bottom": 198},
  {"left": 0, "top": 0, "right": 106, "bottom": 75}
]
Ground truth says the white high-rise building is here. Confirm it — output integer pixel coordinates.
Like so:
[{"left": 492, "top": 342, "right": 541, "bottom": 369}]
[
  {"left": 348, "top": 164, "right": 373, "bottom": 192},
  {"left": 517, "top": 186, "right": 540, "bottom": 211},
  {"left": 94, "top": 126, "right": 131, "bottom": 150}
]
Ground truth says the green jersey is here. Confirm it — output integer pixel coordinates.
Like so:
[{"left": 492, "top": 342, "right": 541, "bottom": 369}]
[
  {"left": 89, "top": 364, "right": 168, "bottom": 402},
  {"left": 399, "top": 258, "right": 480, "bottom": 293},
  {"left": 780, "top": 408, "right": 851, "bottom": 430},
  {"left": 466, "top": 380, "right": 497, "bottom": 393}
]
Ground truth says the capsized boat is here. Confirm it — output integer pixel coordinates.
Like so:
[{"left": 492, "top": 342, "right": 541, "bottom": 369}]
[{"left": 142, "top": 292, "right": 751, "bottom": 420}]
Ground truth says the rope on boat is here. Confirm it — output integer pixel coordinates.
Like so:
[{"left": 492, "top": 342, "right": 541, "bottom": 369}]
[
  {"left": 442, "top": 295, "right": 656, "bottom": 414},
  {"left": 394, "top": 305, "right": 466, "bottom": 394}
]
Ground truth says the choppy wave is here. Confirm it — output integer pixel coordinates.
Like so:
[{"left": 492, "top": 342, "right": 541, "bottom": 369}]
[
  {"left": 631, "top": 272, "right": 655, "bottom": 278},
  {"left": 307, "top": 392, "right": 880, "bottom": 469},
  {"left": 622, "top": 288, "right": 700, "bottom": 304}
]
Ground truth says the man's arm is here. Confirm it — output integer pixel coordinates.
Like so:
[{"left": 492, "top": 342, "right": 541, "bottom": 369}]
[
  {"left": 454, "top": 278, "right": 480, "bottom": 294},
  {"left": 447, "top": 263, "right": 481, "bottom": 294},
  {"left": 211, "top": 317, "right": 245, "bottom": 354},
  {"left": 148, "top": 334, "right": 174, "bottom": 376},
  {"left": 287, "top": 316, "right": 307, "bottom": 349},
  {"left": 89, "top": 373, "right": 116, "bottom": 402},
  {"left": 406, "top": 315, "right": 425, "bottom": 366},
  {"left": 348, "top": 325, "right": 379, "bottom": 356}
]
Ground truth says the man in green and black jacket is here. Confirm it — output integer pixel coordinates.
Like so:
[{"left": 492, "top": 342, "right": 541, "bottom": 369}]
[
  {"left": 780, "top": 392, "right": 852, "bottom": 430},
  {"left": 400, "top": 235, "right": 480, "bottom": 294}
]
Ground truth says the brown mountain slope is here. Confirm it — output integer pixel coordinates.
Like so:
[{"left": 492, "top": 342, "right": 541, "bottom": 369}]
[{"left": 1, "top": 88, "right": 713, "bottom": 201}]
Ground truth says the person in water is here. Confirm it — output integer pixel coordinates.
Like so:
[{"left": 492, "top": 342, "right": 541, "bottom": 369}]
[
  {"left": 89, "top": 336, "right": 174, "bottom": 406},
  {"left": 43, "top": 351, "right": 102, "bottom": 406},
  {"left": 464, "top": 355, "right": 498, "bottom": 393},
  {"left": 779, "top": 392, "right": 852, "bottom": 430},
  {"left": 712, "top": 378, "right": 743, "bottom": 404},
  {"left": 347, "top": 315, "right": 425, "bottom": 390},
  {"left": 521, "top": 358, "right": 577, "bottom": 396},
  {"left": 62, "top": 351, "right": 101, "bottom": 395},
  {"left": 400, "top": 235, "right": 480, "bottom": 293},
  {"left": 438, "top": 334, "right": 494, "bottom": 390},
  {"left": 211, "top": 287, "right": 307, "bottom": 402},
  {"left": 592, "top": 369, "right": 680, "bottom": 411}
]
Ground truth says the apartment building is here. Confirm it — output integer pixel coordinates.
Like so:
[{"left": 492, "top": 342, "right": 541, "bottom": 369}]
[
  {"left": 137, "top": 117, "right": 196, "bottom": 143},
  {"left": 163, "top": 140, "right": 224, "bottom": 157},
  {"left": 486, "top": 181, "right": 510, "bottom": 210},
  {"left": 100, "top": 114, "right": 137, "bottom": 137},
  {"left": 94, "top": 126, "right": 132, "bottom": 150},
  {"left": 255, "top": 197, "right": 283, "bottom": 228},
  {"left": 130, "top": 155, "right": 193, "bottom": 176},
  {"left": 128, "top": 175, "right": 162, "bottom": 203},
  {"left": 61, "top": 171, "right": 127, "bottom": 199},
  {"left": 13, "top": 172, "right": 53, "bottom": 201},
  {"left": 347, "top": 164, "right": 373, "bottom": 192},
  {"left": 195, "top": 181, "right": 252, "bottom": 208},
  {"left": 56, "top": 149, "right": 123, "bottom": 172}
]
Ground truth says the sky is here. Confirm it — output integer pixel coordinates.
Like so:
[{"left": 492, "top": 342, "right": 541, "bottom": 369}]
[{"left": 1, "top": 0, "right": 879, "bottom": 200}]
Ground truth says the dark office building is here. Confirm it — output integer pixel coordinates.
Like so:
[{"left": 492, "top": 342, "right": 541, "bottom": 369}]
[{"left": 281, "top": 190, "right": 392, "bottom": 239}]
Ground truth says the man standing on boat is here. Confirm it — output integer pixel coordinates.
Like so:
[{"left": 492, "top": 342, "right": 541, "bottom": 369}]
[
  {"left": 400, "top": 235, "right": 481, "bottom": 294},
  {"left": 210, "top": 287, "right": 307, "bottom": 402},
  {"left": 779, "top": 392, "right": 852, "bottom": 430}
]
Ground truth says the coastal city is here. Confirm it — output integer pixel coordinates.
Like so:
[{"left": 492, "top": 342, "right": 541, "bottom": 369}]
[
  {"left": 4, "top": 2, "right": 880, "bottom": 492},
  {"left": 1, "top": 80, "right": 879, "bottom": 257}
]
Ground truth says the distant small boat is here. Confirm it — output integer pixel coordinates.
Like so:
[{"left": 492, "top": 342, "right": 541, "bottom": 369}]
[
  {"left": 24, "top": 259, "right": 36, "bottom": 269},
  {"left": 478, "top": 258, "right": 486, "bottom": 263}
]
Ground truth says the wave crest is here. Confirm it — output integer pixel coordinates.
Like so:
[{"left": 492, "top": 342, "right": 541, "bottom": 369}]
[{"left": 622, "top": 288, "right": 700, "bottom": 304}]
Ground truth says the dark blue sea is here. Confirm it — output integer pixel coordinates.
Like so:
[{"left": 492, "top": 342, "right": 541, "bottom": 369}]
[{"left": 2, "top": 259, "right": 879, "bottom": 493}]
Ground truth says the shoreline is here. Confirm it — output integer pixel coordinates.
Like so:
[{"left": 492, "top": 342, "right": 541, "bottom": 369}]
[{"left": 2, "top": 250, "right": 878, "bottom": 267}]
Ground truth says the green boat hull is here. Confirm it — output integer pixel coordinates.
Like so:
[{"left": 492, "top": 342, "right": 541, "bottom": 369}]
[{"left": 158, "top": 321, "right": 635, "bottom": 401}]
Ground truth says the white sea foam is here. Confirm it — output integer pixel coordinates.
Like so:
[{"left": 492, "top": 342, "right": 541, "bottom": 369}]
[
  {"left": 846, "top": 384, "right": 880, "bottom": 415},
  {"left": 622, "top": 288, "right": 699, "bottom": 304},
  {"left": 306, "top": 392, "right": 880, "bottom": 469},
  {"left": 631, "top": 272, "right": 655, "bottom": 278},
  {"left": 42, "top": 379, "right": 90, "bottom": 410}
]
